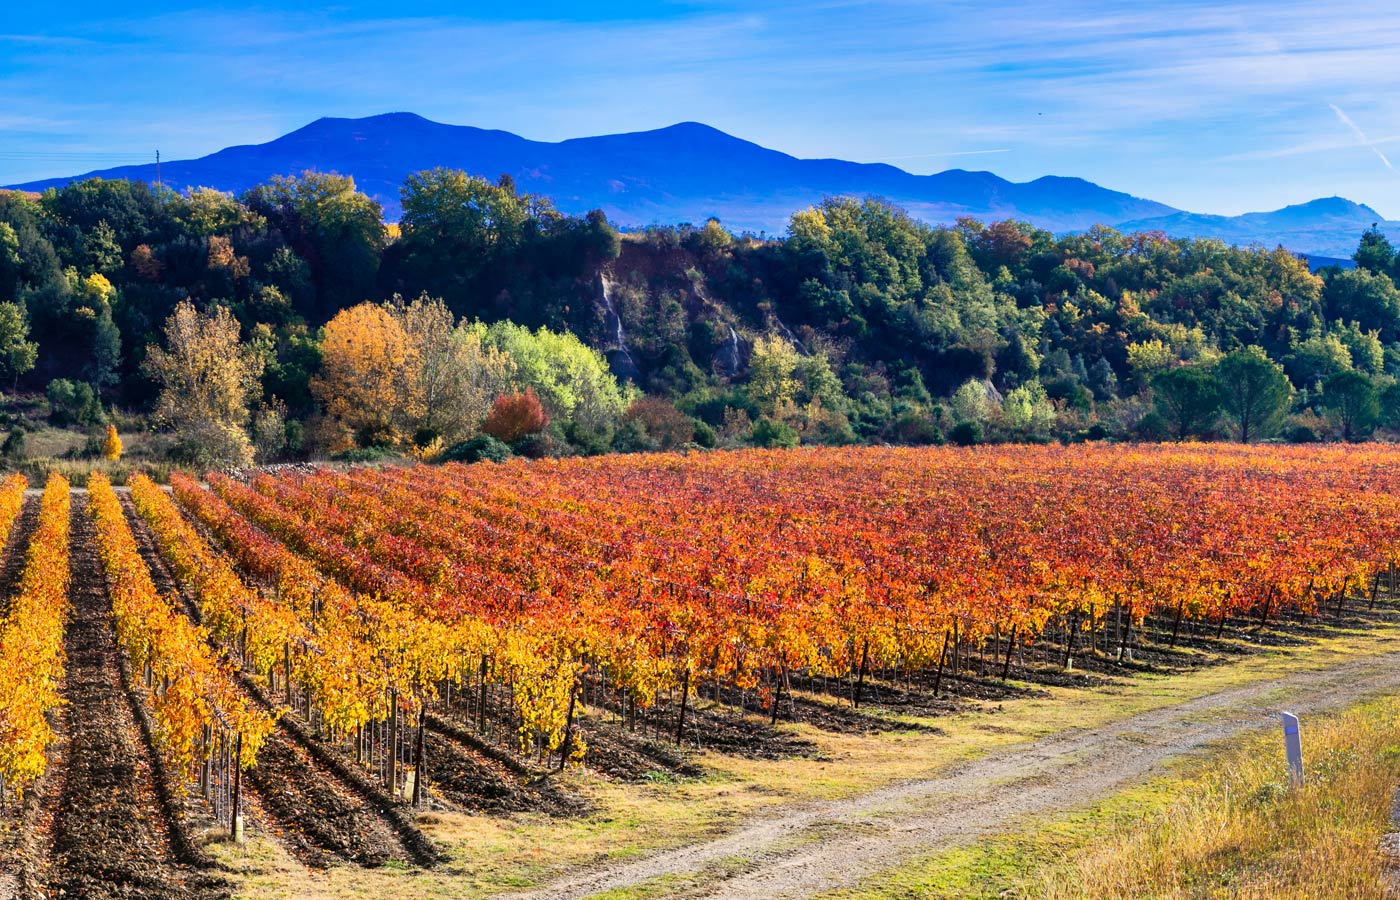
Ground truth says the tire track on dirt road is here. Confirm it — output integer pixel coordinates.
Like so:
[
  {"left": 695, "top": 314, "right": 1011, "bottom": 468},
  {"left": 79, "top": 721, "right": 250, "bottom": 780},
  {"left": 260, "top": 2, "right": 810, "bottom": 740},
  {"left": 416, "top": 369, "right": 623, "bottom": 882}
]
[{"left": 509, "top": 646, "right": 1400, "bottom": 900}]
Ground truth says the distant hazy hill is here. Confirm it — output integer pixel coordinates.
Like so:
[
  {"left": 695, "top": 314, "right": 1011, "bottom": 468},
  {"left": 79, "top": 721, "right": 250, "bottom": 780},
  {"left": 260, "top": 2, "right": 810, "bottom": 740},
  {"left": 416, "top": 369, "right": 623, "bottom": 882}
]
[
  {"left": 9, "top": 113, "right": 1395, "bottom": 255},
  {"left": 1116, "top": 197, "right": 1400, "bottom": 259}
]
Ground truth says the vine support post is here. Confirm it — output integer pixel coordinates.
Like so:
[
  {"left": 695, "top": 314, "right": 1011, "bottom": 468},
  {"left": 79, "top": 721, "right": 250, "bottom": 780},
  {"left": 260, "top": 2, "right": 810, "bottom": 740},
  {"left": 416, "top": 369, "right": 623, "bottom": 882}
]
[
  {"left": 853, "top": 641, "right": 869, "bottom": 708},
  {"left": 231, "top": 732, "right": 244, "bottom": 844},
  {"left": 413, "top": 703, "right": 426, "bottom": 807},
  {"left": 675, "top": 667, "right": 690, "bottom": 746},
  {"left": 558, "top": 678, "right": 580, "bottom": 772},
  {"left": 388, "top": 689, "right": 399, "bottom": 797}
]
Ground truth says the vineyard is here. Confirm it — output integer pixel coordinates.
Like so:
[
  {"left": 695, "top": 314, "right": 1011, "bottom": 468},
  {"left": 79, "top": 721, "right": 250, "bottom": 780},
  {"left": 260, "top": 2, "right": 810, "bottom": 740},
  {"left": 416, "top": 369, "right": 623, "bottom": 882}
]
[{"left": 2, "top": 444, "right": 1400, "bottom": 897}]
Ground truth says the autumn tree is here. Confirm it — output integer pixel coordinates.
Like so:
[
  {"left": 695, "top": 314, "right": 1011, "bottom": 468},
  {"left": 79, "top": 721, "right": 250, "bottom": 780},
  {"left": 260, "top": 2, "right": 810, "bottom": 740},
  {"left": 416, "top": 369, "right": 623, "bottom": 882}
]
[
  {"left": 482, "top": 389, "right": 549, "bottom": 444},
  {"left": 393, "top": 294, "right": 512, "bottom": 445},
  {"left": 101, "top": 423, "right": 122, "bottom": 461},
  {"left": 312, "top": 302, "right": 421, "bottom": 449},
  {"left": 747, "top": 334, "right": 800, "bottom": 418},
  {"left": 144, "top": 300, "right": 264, "bottom": 466}
]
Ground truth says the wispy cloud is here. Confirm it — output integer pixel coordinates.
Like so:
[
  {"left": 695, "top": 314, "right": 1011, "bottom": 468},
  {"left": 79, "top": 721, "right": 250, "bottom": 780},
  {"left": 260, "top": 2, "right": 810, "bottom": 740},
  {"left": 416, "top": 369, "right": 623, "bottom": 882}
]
[{"left": 2, "top": 1, "right": 1399, "bottom": 216}]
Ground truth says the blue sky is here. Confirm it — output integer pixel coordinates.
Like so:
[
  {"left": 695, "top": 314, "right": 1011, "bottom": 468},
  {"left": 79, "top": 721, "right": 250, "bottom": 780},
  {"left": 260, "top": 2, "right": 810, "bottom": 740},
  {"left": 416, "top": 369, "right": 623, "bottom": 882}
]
[{"left": 2, "top": 0, "right": 1399, "bottom": 217}]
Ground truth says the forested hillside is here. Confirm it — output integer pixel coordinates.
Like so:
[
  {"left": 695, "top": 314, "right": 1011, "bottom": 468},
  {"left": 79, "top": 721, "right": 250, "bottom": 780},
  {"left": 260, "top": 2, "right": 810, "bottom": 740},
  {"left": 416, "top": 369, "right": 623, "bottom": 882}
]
[{"left": 1, "top": 170, "right": 1398, "bottom": 467}]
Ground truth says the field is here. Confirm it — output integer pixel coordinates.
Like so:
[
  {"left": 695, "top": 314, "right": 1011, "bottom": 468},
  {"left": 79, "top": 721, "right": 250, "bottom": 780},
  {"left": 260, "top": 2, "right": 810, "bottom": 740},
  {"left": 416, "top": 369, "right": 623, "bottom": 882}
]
[{"left": 3, "top": 444, "right": 1400, "bottom": 899}]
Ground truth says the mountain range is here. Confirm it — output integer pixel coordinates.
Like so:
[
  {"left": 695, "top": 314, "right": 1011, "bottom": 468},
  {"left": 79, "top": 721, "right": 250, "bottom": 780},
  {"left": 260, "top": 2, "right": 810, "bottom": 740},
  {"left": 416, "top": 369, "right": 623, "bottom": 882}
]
[{"left": 9, "top": 112, "right": 1397, "bottom": 258}]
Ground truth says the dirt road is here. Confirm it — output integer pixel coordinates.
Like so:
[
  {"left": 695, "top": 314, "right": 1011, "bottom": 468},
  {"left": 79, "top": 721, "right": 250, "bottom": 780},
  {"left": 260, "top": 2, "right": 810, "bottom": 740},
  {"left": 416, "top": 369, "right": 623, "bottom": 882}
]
[{"left": 509, "top": 648, "right": 1400, "bottom": 900}]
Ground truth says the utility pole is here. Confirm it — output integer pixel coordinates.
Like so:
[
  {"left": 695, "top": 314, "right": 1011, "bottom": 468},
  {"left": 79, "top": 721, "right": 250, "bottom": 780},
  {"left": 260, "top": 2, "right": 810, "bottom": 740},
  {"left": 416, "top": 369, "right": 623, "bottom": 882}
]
[{"left": 155, "top": 150, "right": 162, "bottom": 198}]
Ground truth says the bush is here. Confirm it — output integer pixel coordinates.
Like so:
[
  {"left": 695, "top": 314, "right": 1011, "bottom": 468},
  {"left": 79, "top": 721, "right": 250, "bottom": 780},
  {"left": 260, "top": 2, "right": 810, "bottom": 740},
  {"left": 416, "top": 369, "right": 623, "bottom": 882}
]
[
  {"left": 1285, "top": 423, "right": 1321, "bottom": 444},
  {"left": 1133, "top": 410, "right": 1169, "bottom": 442},
  {"left": 1083, "top": 422, "right": 1112, "bottom": 442},
  {"left": 949, "top": 420, "right": 983, "bottom": 446},
  {"left": 2, "top": 428, "right": 24, "bottom": 459},
  {"left": 692, "top": 420, "right": 717, "bottom": 448},
  {"left": 482, "top": 389, "right": 549, "bottom": 445},
  {"left": 171, "top": 420, "right": 255, "bottom": 468},
  {"left": 101, "top": 423, "right": 122, "bottom": 461},
  {"left": 332, "top": 445, "right": 403, "bottom": 464},
  {"left": 46, "top": 379, "right": 103, "bottom": 427},
  {"left": 893, "top": 411, "right": 943, "bottom": 445},
  {"left": 514, "top": 431, "right": 565, "bottom": 459},
  {"left": 750, "top": 417, "right": 799, "bottom": 449},
  {"left": 441, "top": 434, "right": 512, "bottom": 464}
]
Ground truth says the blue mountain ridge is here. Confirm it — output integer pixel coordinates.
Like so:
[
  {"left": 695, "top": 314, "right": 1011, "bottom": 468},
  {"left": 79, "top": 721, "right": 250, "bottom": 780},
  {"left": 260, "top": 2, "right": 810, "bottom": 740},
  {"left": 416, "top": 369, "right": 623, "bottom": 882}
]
[{"left": 10, "top": 113, "right": 1398, "bottom": 257}]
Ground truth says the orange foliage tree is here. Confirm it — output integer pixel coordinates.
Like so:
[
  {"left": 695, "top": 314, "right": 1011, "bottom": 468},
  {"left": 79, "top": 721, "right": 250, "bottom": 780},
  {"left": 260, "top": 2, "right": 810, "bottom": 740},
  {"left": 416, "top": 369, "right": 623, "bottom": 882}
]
[{"left": 482, "top": 388, "right": 549, "bottom": 444}]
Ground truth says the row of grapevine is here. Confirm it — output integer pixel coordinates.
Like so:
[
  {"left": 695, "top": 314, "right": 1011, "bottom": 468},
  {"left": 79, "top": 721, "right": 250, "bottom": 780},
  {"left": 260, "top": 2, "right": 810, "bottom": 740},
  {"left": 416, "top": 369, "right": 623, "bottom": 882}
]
[
  {"left": 266, "top": 446, "right": 1400, "bottom": 730},
  {"left": 213, "top": 471, "right": 590, "bottom": 759},
  {"left": 167, "top": 472, "right": 456, "bottom": 798},
  {"left": 0, "top": 475, "right": 63, "bottom": 798},
  {"left": 85, "top": 474, "right": 273, "bottom": 799}
]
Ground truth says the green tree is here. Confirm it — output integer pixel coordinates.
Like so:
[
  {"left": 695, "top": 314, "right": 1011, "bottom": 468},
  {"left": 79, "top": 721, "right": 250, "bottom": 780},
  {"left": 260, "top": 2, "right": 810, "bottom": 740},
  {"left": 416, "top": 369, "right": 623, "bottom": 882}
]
[
  {"left": 1353, "top": 227, "right": 1396, "bottom": 275},
  {"left": 242, "top": 172, "right": 384, "bottom": 320},
  {"left": 484, "top": 320, "right": 632, "bottom": 449},
  {"left": 1320, "top": 369, "right": 1379, "bottom": 441},
  {"left": 1286, "top": 334, "right": 1352, "bottom": 386},
  {"left": 1126, "top": 339, "right": 1176, "bottom": 392},
  {"left": 1152, "top": 366, "right": 1220, "bottom": 441},
  {"left": 0, "top": 301, "right": 38, "bottom": 390},
  {"left": 1377, "top": 381, "right": 1400, "bottom": 431},
  {"left": 1213, "top": 346, "right": 1292, "bottom": 442},
  {"left": 1002, "top": 379, "right": 1056, "bottom": 437},
  {"left": 1322, "top": 268, "right": 1400, "bottom": 340}
]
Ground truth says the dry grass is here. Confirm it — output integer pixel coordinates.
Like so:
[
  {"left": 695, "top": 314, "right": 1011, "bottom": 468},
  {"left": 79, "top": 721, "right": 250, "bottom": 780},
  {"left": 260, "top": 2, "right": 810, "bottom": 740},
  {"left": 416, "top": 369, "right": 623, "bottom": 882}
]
[
  {"left": 825, "top": 694, "right": 1400, "bottom": 900},
  {"left": 1030, "top": 696, "right": 1400, "bottom": 900},
  {"left": 12, "top": 455, "right": 179, "bottom": 486}
]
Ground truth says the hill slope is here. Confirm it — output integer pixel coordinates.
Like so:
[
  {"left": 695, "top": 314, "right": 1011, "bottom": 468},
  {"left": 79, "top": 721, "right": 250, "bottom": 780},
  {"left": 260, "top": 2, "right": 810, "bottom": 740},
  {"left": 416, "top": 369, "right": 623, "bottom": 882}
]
[
  {"left": 9, "top": 113, "right": 1399, "bottom": 254},
  {"left": 9, "top": 113, "right": 1174, "bottom": 232}
]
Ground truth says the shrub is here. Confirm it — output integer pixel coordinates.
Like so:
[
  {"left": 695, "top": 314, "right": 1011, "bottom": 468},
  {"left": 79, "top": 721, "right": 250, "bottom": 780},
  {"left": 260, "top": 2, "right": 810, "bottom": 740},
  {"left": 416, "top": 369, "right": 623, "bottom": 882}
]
[
  {"left": 949, "top": 420, "right": 983, "bottom": 446},
  {"left": 46, "top": 379, "right": 103, "bottom": 427},
  {"left": 750, "top": 417, "right": 799, "bottom": 449},
  {"left": 2, "top": 428, "right": 24, "bottom": 459},
  {"left": 1285, "top": 422, "right": 1321, "bottom": 444},
  {"left": 441, "top": 434, "right": 512, "bottom": 464},
  {"left": 332, "top": 446, "right": 402, "bottom": 463},
  {"left": 482, "top": 389, "right": 549, "bottom": 445},
  {"left": 101, "top": 424, "right": 122, "bottom": 461},
  {"left": 622, "top": 396, "right": 696, "bottom": 450}
]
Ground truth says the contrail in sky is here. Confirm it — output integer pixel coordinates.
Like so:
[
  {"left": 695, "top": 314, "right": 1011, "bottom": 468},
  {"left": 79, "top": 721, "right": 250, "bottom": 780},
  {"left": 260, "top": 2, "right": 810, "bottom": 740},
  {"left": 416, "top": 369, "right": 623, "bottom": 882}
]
[{"left": 1331, "top": 103, "right": 1398, "bottom": 175}]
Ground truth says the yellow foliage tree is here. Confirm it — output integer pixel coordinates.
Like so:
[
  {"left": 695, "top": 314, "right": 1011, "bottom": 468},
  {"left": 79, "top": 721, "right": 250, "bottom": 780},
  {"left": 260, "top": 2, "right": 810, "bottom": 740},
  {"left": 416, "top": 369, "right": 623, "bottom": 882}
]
[
  {"left": 747, "top": 334, "right": 801, "bottom": 419},
  {"left": 312, "top": 302, "right": 422, "bottom": 449},
  {"left": 393, "top": 294, "right": 513, "bottom": 446},
  {"left": 101, "top": 423, "right": 122, "bottom": 461},
  {"left": 144, "top": 300, "right": 263, "bottom": 467}
]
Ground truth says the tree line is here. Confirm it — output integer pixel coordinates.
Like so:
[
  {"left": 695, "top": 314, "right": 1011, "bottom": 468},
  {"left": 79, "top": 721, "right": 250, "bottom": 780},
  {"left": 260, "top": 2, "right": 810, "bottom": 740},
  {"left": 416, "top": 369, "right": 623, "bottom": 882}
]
[{"left": 0, "top": 170, "right": 1398, "bottom": 464}]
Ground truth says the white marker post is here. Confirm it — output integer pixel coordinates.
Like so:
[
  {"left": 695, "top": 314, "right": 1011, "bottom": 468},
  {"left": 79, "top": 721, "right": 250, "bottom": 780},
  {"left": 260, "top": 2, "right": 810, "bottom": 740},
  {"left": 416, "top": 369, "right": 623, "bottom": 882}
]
[{"left": 1281, "top": 711, "right": 1304, "bottom": 788}]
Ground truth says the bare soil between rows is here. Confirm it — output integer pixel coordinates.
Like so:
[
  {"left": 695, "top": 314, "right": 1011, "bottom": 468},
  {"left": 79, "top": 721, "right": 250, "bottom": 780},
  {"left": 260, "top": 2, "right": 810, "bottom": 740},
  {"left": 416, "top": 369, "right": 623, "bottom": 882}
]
[{"left": 24, "top": 498, "right": 228, "bottom": 900}]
